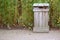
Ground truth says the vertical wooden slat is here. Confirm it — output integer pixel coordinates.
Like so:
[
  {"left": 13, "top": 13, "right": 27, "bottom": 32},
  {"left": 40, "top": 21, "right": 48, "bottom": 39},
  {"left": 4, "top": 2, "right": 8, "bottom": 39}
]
[
  {"left": 45, "top": 11, "right": 49, "bottom": 29},
  {"left": 42, "top": 11, "right": 46, "bottom": 28},
  {"left": 33, "top": 11, "right": 39, "bottom": 31},
  {"left": 39, "top": 11, "right": 43, "bottom": 29}
]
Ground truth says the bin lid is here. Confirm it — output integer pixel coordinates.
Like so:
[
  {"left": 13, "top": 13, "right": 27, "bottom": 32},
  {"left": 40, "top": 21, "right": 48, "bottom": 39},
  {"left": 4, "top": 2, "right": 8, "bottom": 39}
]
[{"left": 33, "top": 3, "right": 49, "bottom": 7}]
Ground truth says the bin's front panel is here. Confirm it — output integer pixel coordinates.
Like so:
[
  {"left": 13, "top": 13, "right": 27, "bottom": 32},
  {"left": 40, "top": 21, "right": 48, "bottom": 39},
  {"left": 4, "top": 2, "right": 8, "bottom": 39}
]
[{"left": 33, "top": 11, "right": 49, "bottom": 32}]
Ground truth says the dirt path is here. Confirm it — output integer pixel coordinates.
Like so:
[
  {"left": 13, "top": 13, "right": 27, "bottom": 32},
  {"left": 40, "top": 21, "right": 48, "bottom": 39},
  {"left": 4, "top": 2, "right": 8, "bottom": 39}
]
[{"left": 0, "top": 29, "right": 60, "bottom": 40}]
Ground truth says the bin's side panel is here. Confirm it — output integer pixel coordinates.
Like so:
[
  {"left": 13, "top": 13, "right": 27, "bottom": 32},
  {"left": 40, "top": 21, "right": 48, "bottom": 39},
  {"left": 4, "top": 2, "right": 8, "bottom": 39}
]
[
  {"left": 42, "top": 11, "right": 46, "bottom": 29},
  {"left": 45, "top": 11, "right": 49, "bottom": 31},
  {"left": 33, "top": 11, "right": 39, "bottom": 32}
]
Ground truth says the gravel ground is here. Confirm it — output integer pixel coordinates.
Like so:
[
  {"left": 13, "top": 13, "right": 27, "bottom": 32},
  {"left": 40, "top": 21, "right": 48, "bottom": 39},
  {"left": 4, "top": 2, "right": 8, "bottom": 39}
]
[{"left": 0, "top": 29, "right": 60, "bottom": 40}]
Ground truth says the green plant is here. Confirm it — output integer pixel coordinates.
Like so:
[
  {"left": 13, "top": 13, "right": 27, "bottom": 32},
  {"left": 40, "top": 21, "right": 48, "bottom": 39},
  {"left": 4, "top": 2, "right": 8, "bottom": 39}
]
[
  {"left": 0, "top": 0, "right": 18, "bottom": 29},
  {"left": 50, "top": 0, "right": 60, "bottom": 28}
]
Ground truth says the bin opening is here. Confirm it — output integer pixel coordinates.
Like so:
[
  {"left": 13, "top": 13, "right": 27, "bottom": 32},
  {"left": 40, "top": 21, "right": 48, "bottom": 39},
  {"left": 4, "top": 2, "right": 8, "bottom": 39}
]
[
  {"left": 38, "top": 6, "right": 48, "bottom": 9},
  {"left": 34, "top": 6, "right": 48, "bottom": 9}
]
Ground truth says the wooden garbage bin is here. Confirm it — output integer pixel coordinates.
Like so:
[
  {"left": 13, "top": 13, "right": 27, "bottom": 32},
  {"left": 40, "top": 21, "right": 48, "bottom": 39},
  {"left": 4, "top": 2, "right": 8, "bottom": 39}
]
[{"left": 33, "top": 3, "right": 49, "bottom": 32}]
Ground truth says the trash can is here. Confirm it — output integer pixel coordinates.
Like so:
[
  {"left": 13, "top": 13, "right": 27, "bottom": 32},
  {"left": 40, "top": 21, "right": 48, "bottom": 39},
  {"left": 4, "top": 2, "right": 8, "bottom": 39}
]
[{"left": 33, "top": 3, "right": 49, "bottom": 32}]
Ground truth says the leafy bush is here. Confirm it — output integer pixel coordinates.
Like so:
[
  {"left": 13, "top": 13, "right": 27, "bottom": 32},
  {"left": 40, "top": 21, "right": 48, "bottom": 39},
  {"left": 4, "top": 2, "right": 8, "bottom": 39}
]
[
  {"left": 0, "top": 0, "right": 18, "bottom": 27},
  {"left": 50, "top": 0, "right": 60, "bottom": 28},
  {"left": 1, "top": 0, "right": 60, "bottom": 29}
]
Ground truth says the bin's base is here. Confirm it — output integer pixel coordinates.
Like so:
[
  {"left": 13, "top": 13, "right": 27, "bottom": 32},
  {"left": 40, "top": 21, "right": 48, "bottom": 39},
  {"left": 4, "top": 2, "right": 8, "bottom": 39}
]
[{"left": 33, "top": 27, "right": 49, "bottom": 33}]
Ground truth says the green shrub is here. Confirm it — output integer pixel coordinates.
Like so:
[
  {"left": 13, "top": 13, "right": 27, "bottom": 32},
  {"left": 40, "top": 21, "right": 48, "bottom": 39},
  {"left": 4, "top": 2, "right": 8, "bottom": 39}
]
[
  {"left": 50, "top": 0, "right": 60, "bottom": 28},
  {"left": 0, "top": 0, "right": 18, "bottom": 27}
]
